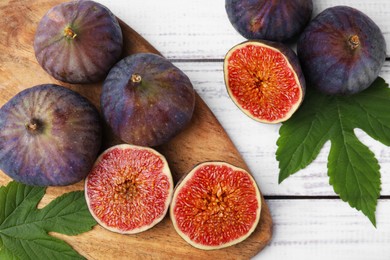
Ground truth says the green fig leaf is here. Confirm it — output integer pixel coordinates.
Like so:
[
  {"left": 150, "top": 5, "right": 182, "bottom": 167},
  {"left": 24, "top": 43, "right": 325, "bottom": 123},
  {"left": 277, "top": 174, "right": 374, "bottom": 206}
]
[
  {"left": 0, "top": 181, "right": 96, "bottom": 259},
  {"left": 276, "top": 77, "right": 390, "bottom": 226}
]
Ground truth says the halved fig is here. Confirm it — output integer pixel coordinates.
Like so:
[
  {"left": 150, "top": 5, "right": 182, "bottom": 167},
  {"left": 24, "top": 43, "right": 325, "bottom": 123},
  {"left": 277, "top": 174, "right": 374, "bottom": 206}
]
[
  {"left": 85, "top": 144, "right": 173, "bottom": 234},
  {"left": 170, "top": 162, "right": 261, "bottom": 250},
  {"left": 33, "top": 0, "right": 123, "bottom": 83},
  {"left": 224, "top": 40, "right": 305, "bottom": 123}
]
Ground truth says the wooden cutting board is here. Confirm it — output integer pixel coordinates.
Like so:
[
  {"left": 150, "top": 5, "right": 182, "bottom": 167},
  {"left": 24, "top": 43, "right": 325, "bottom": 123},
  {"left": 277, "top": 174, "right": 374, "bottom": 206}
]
[{"left": 0, "top": 0, "right": 273, "bottom": 258}]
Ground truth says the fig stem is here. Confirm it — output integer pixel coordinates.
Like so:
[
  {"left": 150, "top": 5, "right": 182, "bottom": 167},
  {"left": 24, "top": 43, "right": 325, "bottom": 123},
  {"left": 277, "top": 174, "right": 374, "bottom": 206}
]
[
  {"left": 64, "top": 26, "right": 77, "bottom": 39},
  {"left": 26, "top": 122, "right": 37, "bottom": 131},
  {"left": 131, "top": 73, "right": 142, "bottom": 83},
  {"left": 25, "top": 119, "right": 42, "bottom": 134},
  {"left": 348, "top": 35, "right": 360, "bottom": 50}
]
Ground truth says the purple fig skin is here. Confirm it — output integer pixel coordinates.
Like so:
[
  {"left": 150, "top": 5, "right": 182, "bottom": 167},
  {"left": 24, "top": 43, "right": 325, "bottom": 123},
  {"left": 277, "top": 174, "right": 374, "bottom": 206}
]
[
  {"left": 225, "top": 0, "right": 313, "bottom": 42},
  {"left": 0, "top": 84, "right": 102, "bottom": 186},
  {"left": 297, "top": 6, "right": 387, "bottom": 95},
  {"left": 101, "top": 53, "right": 195, "bottom": 147},
  {"left": 34, "top": 0, "right": 123, "bottom": 84}
]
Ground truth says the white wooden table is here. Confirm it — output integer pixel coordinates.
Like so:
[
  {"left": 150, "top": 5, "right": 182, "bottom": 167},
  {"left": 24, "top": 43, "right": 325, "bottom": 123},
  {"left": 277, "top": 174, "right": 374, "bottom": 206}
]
[{"left": 95, "top": 1, "right": 390, "bottom": 259}]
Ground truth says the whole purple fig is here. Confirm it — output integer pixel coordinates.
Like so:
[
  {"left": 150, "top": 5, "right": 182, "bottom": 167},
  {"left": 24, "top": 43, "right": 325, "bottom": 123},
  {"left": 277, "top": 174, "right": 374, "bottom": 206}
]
[
  {"left": 101, "top": 53, "right": 195, "bottom": 147},
  {"left": 34, "top": 0, "right": 123, "bottom": 84},
  {"left": 297, "top": 6, "right": 386, "bottom": 95},
  {"left": 0, "top": 84, "right": 102, "bottom": 186},
  {"left": 225, "top": 0, "right": 313, "bottom": 42}
]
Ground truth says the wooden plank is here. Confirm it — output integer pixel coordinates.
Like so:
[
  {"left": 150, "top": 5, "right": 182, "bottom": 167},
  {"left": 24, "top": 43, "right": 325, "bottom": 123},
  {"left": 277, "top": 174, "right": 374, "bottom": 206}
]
[
  {"left": 95, "top": 0, "right": 390, "bottom": 59},
  {"left": 171, "top": 61, "right": 390, "bottom": 196},
  {"left": 0, "top": 0, "right": 272, "bottom": 258},
  {"left": 256, "top": 199, "right": 390, "bottom": 260}
]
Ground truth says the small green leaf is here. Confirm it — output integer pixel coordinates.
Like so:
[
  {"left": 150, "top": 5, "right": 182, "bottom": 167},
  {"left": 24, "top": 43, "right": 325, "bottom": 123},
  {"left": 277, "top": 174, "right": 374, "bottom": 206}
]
[
  {"left": 0, "top": 181, "right": 97, "bottom": 259},
  {"left": 276, "top": 78, "right": 389, "bottom": 225},
  {"left": 276, "top": 90, "right": 333, "bottom": 183}
]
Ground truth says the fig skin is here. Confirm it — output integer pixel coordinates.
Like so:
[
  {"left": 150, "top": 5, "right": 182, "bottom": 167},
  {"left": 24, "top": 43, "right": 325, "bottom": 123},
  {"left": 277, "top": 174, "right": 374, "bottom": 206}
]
[
  {"left": 225, "top": 0, "right": 313, "bottom": 42},
  {"left": 34, "top": 0, "right": 123, "bottom": 84},
  {"left": 297, "top": 6, "right": 387, "bottom": 95},
  {"left": 101, "top": 53, "right": 195, "bottom": 147},
  {"left": 0, "top": 84, "right": 102, "bottom": 186}
]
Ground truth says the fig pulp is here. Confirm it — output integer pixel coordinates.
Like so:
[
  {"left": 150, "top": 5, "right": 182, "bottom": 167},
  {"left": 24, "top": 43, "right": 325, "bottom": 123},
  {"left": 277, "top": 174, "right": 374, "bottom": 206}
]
[
  {"left": 170, "top": 162, "right": 261, "bottom": 250},
  {"left": 85, "top": 144, "right": 173, "bottom": 234},
  {"left": 225, "top": 0, "right": 313, "bottom": 41},
  {"left": 297, "top": 6, "right": 386, "bottom": 95},
  {"left": 0, "top": 84, "right": 102, "bottom": 186},
  {"left": 34, "top": 0, "right": 123, "bottom": 83},
  {"left": 101, "top": 53, "right": 195, "bottom": 147},
  {"left": 224, "top": 40, "right": 305, "bottom": 123}
]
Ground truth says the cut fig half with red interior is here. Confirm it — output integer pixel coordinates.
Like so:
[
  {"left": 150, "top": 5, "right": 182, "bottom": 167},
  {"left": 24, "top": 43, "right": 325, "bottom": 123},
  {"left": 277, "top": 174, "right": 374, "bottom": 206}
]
[
  {"left": 170, "top": 162, "right": 262, "bottom": 250},
  {"left": 85, "top": 144, "right": 173, "bottom": 234},
  {"left": 224, "top": 40, "right": 305, "bottom": 123}
]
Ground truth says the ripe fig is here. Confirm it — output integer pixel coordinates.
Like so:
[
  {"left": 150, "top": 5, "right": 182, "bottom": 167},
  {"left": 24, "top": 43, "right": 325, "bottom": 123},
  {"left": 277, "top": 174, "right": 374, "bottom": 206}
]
[
  {"left": 225, "top": 0, "right": 313, "bottom": 42},
  {"left": 34, "top": 0, "right": 123, "bottom": 84},
  {"left": 0, "top": 84, "right": 102, "bottom": 186},
  {"left": 101, "top": 53, "right": 195, "bottom": 147},
  {"left": 297, "top": 6, "right": 387, "bottom": 95},
  {"left": 85, "top": 144, "right": 173, "bottom": 234},
  {"left": 224, "top": 40, "right": 305, "bottom": 123},
  {"left": 170, "top": 162, "right": 261, "bottom": 250}
]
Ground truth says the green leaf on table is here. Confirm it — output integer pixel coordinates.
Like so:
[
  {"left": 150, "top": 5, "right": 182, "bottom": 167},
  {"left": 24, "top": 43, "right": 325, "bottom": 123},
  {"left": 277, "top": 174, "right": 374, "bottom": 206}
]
[
  {"left": 0, "top": 181, "right": 97, "bottom": 259},
  {"left": 276, "top": 77, "right": 390, "bottom": 226}
]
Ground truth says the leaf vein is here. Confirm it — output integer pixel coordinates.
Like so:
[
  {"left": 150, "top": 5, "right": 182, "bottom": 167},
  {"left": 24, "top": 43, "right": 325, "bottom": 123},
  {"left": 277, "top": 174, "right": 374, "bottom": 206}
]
[{"left": 0, "top": 187, "right": 43, "bottom": 228}]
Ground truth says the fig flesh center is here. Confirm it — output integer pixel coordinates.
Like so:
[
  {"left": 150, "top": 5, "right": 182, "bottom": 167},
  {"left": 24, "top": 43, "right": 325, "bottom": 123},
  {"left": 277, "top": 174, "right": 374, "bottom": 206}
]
[
  {"left": 201, "top": 184, "right": 230, "bottom": 217},
  {"left": 63, "top": 26, "right": 77, "bottom": 39},
  {"left": 114, "top": 171, "right": 139, "bottom": 199},
  {"left": 348, "top": 34, "right": 360, "bottom": 50}
]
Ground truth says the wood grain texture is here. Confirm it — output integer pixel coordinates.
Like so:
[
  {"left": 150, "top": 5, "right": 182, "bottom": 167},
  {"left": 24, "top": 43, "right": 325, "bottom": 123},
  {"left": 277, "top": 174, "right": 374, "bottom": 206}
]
[
  {"left": 95, "top": 0, "right": 390, "bottom": 59},
  {"left": 0, "top": 0, "right": 272, "bottom": 259}
]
